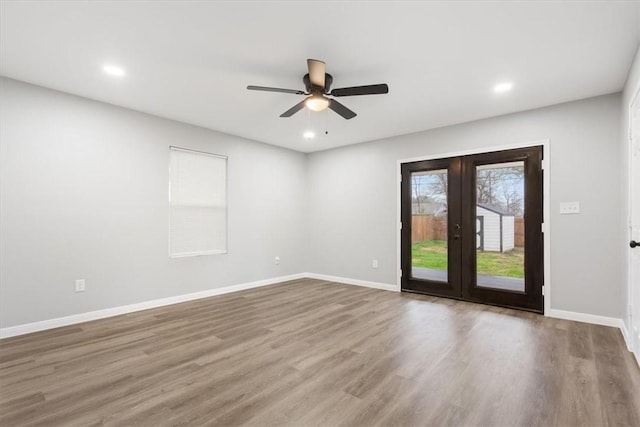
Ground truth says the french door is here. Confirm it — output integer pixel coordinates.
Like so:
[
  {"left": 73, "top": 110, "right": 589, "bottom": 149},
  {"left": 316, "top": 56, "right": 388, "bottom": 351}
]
[{"left": 401, "top": 146, "right": 544, "bottom": 313}]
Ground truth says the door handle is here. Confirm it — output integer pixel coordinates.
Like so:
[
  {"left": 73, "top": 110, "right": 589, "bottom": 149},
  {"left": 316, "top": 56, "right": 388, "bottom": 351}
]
[{"left": 631, "top": 240, "right": 639, "bottom": 248}]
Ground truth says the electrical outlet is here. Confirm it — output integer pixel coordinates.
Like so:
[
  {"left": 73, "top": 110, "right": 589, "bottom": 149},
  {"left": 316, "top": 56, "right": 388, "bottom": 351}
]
[
  {"left": 372, "top": 259, "right": 379, "bottom": 269},
  {"left": 559, "top": 201, "right": 580, "bottom": 214},
  {"left": 274, "top": 256, "right": 280, "bottom": 265},
  {"left": 75, "top": 279, "right": 86, "bottom": 293}
]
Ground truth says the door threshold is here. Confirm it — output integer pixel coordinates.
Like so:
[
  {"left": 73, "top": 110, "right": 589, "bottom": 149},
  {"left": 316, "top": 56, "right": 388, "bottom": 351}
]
[{"left": 401, "top": 288, "right": 544, "bottom": 314}]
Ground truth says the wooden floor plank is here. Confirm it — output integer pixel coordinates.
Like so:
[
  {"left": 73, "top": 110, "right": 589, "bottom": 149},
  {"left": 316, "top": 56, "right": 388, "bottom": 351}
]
[{"left": 1, "top": 278, "right": 639, "bottom": 426}]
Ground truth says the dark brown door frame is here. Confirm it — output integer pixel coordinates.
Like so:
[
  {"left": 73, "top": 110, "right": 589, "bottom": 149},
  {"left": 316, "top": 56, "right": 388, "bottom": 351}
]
[
  {"left": 401, "top": 157, "right": 462, "bottom": 299},
  {"left": 460, "top": 147, "right": 544, "bottom": 312},
  {"left": 401, "top": 146, "right": 544, "bottom": 313}
]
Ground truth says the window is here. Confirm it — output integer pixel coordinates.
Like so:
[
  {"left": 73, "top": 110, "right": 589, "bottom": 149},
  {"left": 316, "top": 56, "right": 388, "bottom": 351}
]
[{"left": 169, "top": 147, "right": 227, "bottom": 257}]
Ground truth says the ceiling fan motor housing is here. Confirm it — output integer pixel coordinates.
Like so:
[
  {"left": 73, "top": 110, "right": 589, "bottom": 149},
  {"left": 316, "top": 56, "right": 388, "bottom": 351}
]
[{"left": 304, "top": 73, "right": 333, "bottom": 93}]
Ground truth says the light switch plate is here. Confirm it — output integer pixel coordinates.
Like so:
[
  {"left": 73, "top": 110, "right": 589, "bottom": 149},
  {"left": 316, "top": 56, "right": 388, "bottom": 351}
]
[{"left": 560, "top": 201, "right": 580, "bottom": 214}]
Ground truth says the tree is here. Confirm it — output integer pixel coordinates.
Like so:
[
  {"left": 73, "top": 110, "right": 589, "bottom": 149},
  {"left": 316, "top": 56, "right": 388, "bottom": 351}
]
[
  {"left": 481, "top": 166, "right": 524, "bottom": 214},
  {"left": 412, "top": 173, "right": 447, "bottom": 214},
  {"left": 501, "top": 186, "right": 524, "bottom": 215},
  {"left": 411, "top": 165, "right": 524, "bottom": 215},
  {"left": 428, "top": 173, "right": 448, "bottom": 205},
  {"left": 476, "top": 169, "right": 498, "bottom": 205},
  {"left": 412, "top": 175, "right": 423, "bottom": 213}
]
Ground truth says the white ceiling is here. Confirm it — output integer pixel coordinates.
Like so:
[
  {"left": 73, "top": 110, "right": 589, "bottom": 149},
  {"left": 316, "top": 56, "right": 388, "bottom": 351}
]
[{"left": 1, "top": 1, "right": 639, "bottom": 153}]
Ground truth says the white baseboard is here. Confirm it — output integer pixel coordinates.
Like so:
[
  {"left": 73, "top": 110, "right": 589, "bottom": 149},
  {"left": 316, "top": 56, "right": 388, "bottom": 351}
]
[
  {"left": 547, "top": 308, "right": 635, "bottom": 357},
  {"left": 633, "top": 325, "right": 640, "bottom": 368},
  {"left": 0, "top": 273, "right": 306, "bottom": 339},
  {"left": 620, "top": 322, "right": 632, "bottom": 351},
  {"left": 304, "top": 272, "right": 399, "bottom": 292},
  {"left": 625, "top": 325, "right": 640, "bottom": 368},
  {"left": 547, "top": 308, "right": 625, "bottom": 328}
]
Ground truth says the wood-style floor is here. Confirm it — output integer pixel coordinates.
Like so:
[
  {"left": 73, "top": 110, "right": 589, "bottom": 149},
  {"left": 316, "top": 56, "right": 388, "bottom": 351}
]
[{"left": 1, "top": 278, "right": 639, "bottom": 426}]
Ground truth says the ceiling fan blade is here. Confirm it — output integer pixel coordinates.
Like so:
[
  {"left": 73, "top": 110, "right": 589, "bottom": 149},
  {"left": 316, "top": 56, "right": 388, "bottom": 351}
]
[
  {"left": 329, "top": 99, "right": 356, "bottom": 120},
  {"left": 280, "top": 100, "right": 307, "bottom": 117},
  {"left": 307, "top": 59, "right": 326, "bottom": 88},
  {"left": 247, "top": 85, "right": 305, "bottom": 95},
  {"left": 330, "top": 84, "right": 389, "bottom": 97}
]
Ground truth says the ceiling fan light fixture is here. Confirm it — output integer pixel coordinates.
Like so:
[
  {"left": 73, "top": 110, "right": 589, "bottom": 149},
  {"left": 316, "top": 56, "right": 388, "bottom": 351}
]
[{"left": 305, "top": 95, "right": 330, "bottom": 112}]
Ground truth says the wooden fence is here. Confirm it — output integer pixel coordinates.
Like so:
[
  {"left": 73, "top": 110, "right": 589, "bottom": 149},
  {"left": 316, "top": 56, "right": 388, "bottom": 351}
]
[
  {"left": 412, "top": 215, "right": 525, "bottom": 248},
  {"left": 514, "top": 217, "right": 524, "bottom": 247},
  {"left": 411, "top": 216, "right": 447, "bottom": 242}
]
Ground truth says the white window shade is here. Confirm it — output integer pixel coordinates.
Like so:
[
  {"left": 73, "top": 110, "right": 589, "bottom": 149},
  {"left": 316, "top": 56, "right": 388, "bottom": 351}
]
[{"left": 170, "top": 147, "right": 227, "bottom": 257}]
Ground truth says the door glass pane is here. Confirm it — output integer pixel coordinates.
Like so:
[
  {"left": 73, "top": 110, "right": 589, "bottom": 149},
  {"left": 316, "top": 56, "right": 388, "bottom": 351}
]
[
  {"left": 411, "top": 170, "right": 448, "bottom": 282},
  {"left": 475, "top": 162, "right": 525, "bottom": 292}
]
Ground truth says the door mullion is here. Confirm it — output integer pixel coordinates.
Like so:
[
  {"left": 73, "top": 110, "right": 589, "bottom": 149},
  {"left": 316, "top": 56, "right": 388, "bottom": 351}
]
[
  {"left": 459, "top": 156, "right": 476, "bottom": 300},
  {"left": 448, "top": 158, "right": 463, "bottom": 298}
]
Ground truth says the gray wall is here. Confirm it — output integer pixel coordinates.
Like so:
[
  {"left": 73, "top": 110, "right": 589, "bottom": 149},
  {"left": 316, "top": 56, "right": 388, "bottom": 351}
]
[
  {"left": 621, "top": 43, "right": 640, "bottom": 333},
  {"left": 0, "top": 77, "right": 628, "bottom": 328},
  {"left": 0, "top": 78, "right": 307, "bottom": 328},
  {"left": 307, "top": 93, "right": 623, "bottom": 318}
]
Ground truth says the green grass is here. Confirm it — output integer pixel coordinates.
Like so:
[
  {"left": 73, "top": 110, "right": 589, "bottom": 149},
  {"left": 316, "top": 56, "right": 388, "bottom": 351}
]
[{"left": 412, "top": 240, "right": 524, "bottom": 278}]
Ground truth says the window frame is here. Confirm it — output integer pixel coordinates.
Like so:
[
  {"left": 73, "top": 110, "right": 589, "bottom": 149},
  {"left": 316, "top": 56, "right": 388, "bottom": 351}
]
[{"left": 168, "top": 146, "right": 228, "bottom": 258}]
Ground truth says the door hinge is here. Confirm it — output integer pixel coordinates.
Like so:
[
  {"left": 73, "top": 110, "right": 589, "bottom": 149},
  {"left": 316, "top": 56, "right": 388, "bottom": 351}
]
[
  {"left": 541, "top": 285, "right": 545, "bottom": 296},
  {"left": 400, "top": 222, "right": 403, "bottom": 230},
  {"left": 541, "top": 223, "right": 545, "bottom": 233}
]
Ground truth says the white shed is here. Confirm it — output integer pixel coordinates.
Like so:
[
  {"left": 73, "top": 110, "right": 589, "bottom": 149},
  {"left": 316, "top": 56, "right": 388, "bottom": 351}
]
[{"left": 476, "top": 203, "right": 515, "bottom": 252}]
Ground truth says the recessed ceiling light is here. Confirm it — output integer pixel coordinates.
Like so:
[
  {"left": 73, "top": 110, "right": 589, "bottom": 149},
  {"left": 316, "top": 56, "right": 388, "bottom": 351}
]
[
  {"left": 103, "top": 65, "right": 126, "bottom": 77},
  {"left": 493, "top": 82, "right": 513, "bottom": 93},
  {"left": 303, "top": 131, "right": 315, "bottom": 140}
]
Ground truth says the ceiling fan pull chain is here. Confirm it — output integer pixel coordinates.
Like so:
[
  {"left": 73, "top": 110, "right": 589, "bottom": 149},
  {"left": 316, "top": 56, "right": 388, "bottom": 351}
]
[{"left": 325, "top": 108, "right": 329, "bottom": 135}]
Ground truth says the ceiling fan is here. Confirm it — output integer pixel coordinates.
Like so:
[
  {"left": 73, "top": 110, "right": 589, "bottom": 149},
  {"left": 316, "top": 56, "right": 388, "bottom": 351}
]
[{"left": 247, "top": 59, "right": 389, "bottom": 120}]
